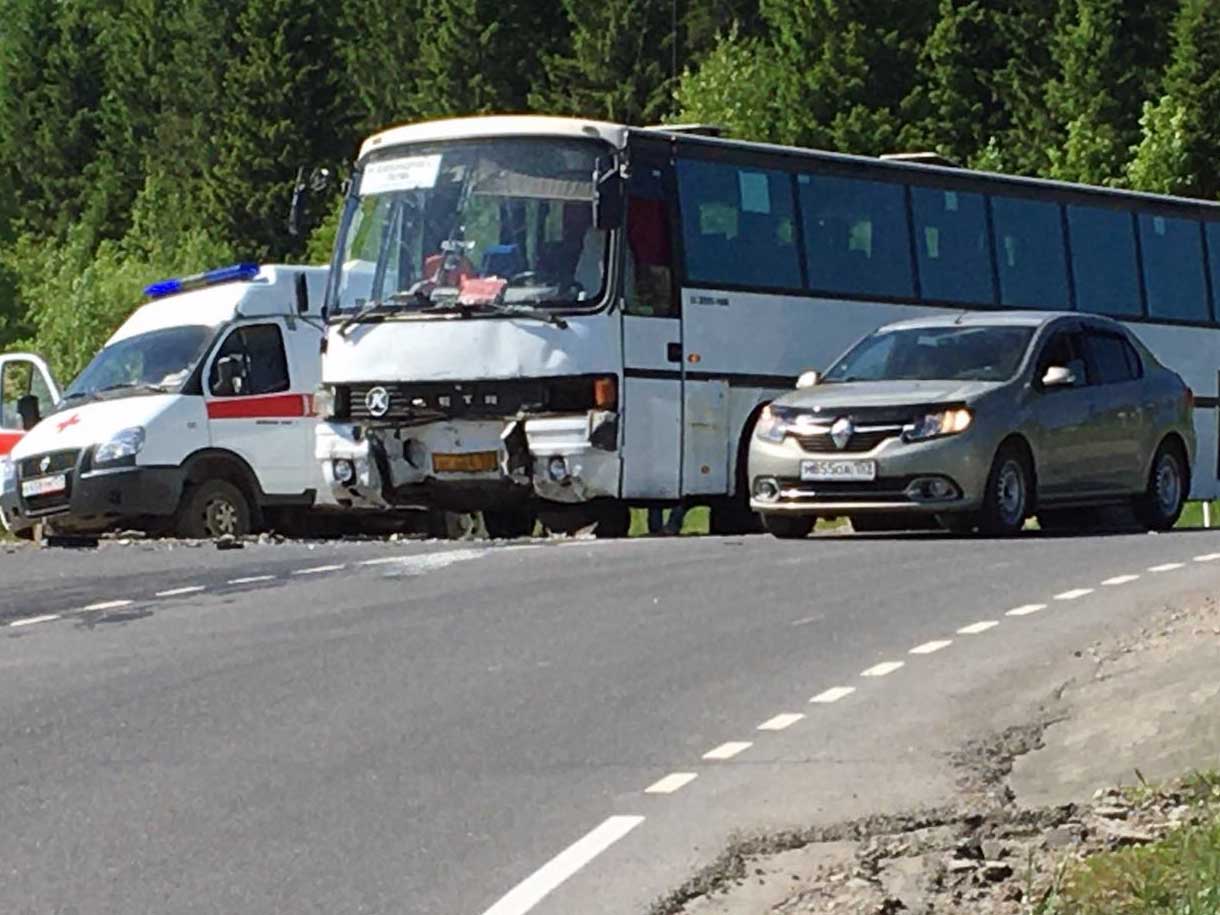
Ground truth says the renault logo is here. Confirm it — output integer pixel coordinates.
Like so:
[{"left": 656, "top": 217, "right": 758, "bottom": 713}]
[
  {"left": 830, "top": 417, "right": 854, "bottom": 450},
  {"left": 39, "top": 456, "right": 51, "bottom": 473},
  {"left": 365, "top": 386, "right": 390, "bottom": 418}
]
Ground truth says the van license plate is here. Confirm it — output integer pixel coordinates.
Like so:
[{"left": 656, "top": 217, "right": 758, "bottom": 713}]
[
  {"left": 432, "top": 451, "right": 499, "bottom": 473},
  {"left": 22, "top": 473, "right": 67, "bottom": 497},
  {"left": 801, "top": 460, "right": 876, "bottom": 482}
]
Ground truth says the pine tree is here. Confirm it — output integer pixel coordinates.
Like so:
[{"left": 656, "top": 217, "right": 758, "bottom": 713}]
[
  {"left": 1128, "top": 0, "right": 1220, "bottom": 199},
  {"left": 416, "top": 0, "right": 567, "bottom": 118},
  {"left": 905, "top": 0, "right": 1058, "bottom": 174},
  {"left": 338, "top": 0, "right": 427, "bottom": 133},
  {"left": 529, "top": 0, "right": 675, "bottom": 124},
  {"left": 201, "top": 0, "right": 356, "bottom": 259},
  {"left": 1046, "top": 0, "right": 1175, "bottom": 186}
]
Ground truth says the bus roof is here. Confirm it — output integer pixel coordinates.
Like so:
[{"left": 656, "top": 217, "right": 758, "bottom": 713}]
[{"left": 360, "top": 116, "right": 630, "bottom": 160}]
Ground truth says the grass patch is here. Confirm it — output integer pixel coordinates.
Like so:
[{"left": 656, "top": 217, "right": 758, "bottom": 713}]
[
  {"left": 1041, "top": 773, "right": 1220, "bottom": 915},
  {"left": 1177, "top": 500, "right": 1220, "bottom": 529}
]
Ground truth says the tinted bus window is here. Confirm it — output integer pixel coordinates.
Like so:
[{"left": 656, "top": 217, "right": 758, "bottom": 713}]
[
  {"left": 1139, "top": 214, "right": 1208, "bottom": 322},
  {"left": 910, "top": 187, "right": 993, "bottom": 304},
  {"left": 799, "top": 174, "right": 914, "bottom": 299},
  {"left": 1206, "top": 222, "right": 1220, "bottom": 320},
  {"left": 676, "top": 159, "right": 801, "bottom": 289},
  {"left": 1067, "top": 206, "right": 1142, "bottom": 317},
  {"left": 991, "top": 196, "right": 1070, "bottom": 309}
]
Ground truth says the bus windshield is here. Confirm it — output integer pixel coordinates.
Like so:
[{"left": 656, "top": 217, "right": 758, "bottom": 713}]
[
  {"left": 824, "top": 325, "right": 1036, "bottom": 383},
  {"left": 329, "top": 138, "right": 609, "bottom": 318}
]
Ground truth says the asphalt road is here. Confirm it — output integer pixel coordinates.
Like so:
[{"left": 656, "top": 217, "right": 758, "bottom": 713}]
[{"left": 2, "top": 527, "right": 1219, "bottom": 915}]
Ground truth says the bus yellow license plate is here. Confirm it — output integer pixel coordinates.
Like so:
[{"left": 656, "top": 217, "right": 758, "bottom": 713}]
[{"left": 432, "top": 451, "right": 499, "bottom": 473}]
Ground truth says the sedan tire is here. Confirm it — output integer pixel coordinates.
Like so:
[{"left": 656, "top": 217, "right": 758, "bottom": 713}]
[
  {"left": 1133, "top": 442, "right": 1187, "bottom": 532},
  {"left": 762, "top": 513, "right": 814, "bottom": 540},
  {"left": 978, "top": 444, "right": 1031, "bottom": 537}
]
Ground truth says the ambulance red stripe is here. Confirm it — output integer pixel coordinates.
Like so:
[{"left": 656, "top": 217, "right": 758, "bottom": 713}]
[
  {"left": 205, "top": 393, "right": 311, "bottom": 420},
  {"left": 0, "top": 430, "right": 21, "bottom": 456}
]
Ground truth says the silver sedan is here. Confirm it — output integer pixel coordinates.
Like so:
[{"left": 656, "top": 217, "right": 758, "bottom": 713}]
[{"left": 748, "top": 312, "right": 1195, "bottom": 538}]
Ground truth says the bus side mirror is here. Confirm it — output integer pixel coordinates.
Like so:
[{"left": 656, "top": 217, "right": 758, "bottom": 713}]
[
  {"left": 295, "top": 272, "right": 310, "bottom": 315},
  {"left": 593, "top": 168, "right": 624, "bottom": 231},
  {"left": 288, "top": 167, "right": 309, "bottom": 237},
  {"left": 16, "top": 394, "right": 40, "bottom": 431}
]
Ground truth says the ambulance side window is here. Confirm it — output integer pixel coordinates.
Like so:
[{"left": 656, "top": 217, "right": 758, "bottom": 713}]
[{"left": 209, "top": 324, "right": 290, "bottom": 397}]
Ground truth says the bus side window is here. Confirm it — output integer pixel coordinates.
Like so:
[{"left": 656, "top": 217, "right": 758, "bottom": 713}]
[{"left": 625, "top": 167, "right": 676, "bottom": 317}]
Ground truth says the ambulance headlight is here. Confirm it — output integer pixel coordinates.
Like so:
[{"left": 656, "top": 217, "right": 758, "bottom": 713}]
[
  {"left": 0, "top": 457, "right": 13, "bottom": 495},
  {"left": 94, "top": 426, "right": 146, "bottom": 466}
]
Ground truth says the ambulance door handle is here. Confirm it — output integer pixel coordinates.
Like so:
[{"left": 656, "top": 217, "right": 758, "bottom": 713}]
[{"left": 666, "top": 342, "right": 682, "bottom": 363}]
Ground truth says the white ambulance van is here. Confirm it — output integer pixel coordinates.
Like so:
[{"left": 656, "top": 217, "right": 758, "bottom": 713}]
[{"left": 1, "top": 264, "right": 334, "bottom": 537}]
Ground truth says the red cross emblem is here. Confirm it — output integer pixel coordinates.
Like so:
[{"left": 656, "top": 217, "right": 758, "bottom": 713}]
[{"left": 56, "top": 414, "right": 80, "bottom": 433}]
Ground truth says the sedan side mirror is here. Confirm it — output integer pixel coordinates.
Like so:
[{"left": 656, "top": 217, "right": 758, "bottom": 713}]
[
  {"left": 16, "top": 394, "right": 41, "bottom": 431},
  {"left": 796, "top": 370, "right": 821, "bottom": 389},
  {"left": 1041, "top": 365, "right": 1075, "bottom": 388}
]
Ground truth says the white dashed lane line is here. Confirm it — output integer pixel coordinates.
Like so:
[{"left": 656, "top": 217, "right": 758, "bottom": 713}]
[
  {"left": 1148, "top": 562, "right": 1184, "bottom": 573},
  {"left": 757, "top": 713, "right": 804, "bottom": 731},
  {"left": 479, "top": 815, "right": 645, "bottom": 915},
  {"left": 790, "top": 615, "right": 819, "bottom": 627},
  {"left": 82, "top": 600, "right": 133, "bottom": 612},
  {"left": 9, "top": 614, "right": 60, "bottom": 628},
  {"left": 957, "top": 620, "right": 999, "bottom": 635},
  {"left": 155, "top": 585, "right": 206, "bottom": 597},
  {"left": 702, "top": 741, "right": 753, "bottom": 761},
  {"left": 1102, "top": 574, "right": 1140, "bottom": 586},
  {"left": 810, "top": 686, "right": 855, "bottom": 704},
  {"left": 644, "top": 772, "right": 698, "bottom": 795},
  {"left": 909, "top": 640, "right": 952, "bottom": 655},
  {"left": 293, "top": 564, "right": 346, "bottom": 576},
  {"left": 861, "top": 661, "right": 905, "bottom": 677},
  {"left": 1054, "top": 588, "right": 1094, "bottom": 601},
  {"left": 1195, "top": 553, "right": 1220, "bottom": 562},
  {"left": 1006, "top": 603, "right": 1046, "bottom": 617},
  {"left": 227, "top": 575, "right": 276, "bottom": 585}
]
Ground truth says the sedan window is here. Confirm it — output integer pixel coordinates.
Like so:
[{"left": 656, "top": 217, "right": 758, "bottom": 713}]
[
  {"left": 1037, "top": 330, "right": 1089, "bottom": 386},
  {"left": 1085, "top": 332, "right": 1142, "bottom": 384}
]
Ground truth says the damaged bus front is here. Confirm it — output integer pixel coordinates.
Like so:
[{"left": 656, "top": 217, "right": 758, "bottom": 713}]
[{"left": 314, "top": 117, "right": 633, "bottom": 538}]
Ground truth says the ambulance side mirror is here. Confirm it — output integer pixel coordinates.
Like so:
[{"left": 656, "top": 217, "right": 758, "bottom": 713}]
[
  {"left": 16, "top": 394, "right": 40, "bottom": 431},
  {"left": 295, "top": 272, "right": 310, "bottom": 315},
  {"left": 214, "top": 355, "right": 244, "bottom": 396}
]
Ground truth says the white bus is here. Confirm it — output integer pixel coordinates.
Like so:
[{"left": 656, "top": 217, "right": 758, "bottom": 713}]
[{"left": 313, "top": 115, "right": 1220, "bottom": 537}]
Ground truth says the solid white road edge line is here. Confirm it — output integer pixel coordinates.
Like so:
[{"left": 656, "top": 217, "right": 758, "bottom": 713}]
[
  {"left": 810, "top": 686, "right": 855, "bottom": 704},
  {"left": 1006, "top": 603, "right": 1047, "bottom": 617},
  {"left": 10, "top": 614, "right": 59, "bottom": 627},
  {"left": 1148, "top": 562, "right": 1184, "bottom": 573},
  {"left": 909, "top": 640, "right": 952, "bottom": 655},
  {"left": 479, "top": 815, "right": 645, "bottom": 915},
  {"left": 155, "top": 586, "right": 206, "bottom": 597},
  {"left": 861, "top": 661, "right": 905, "bottom": 677},
  {"left": 957, "top": 620, "right": 999, "bottom": 635},
  {"left": 702, "top": 741, "right": 753, "bottom": 760},
  {"left": 644, "top": 772, "right": 698, "bottom": 795},
  {"left": 293, "top": 564, "right": 345, "bottom": 575},
  {"left": 1102, "top": 574, "right": 1140, "bottom": 586},
  {"left": 82, "top": 600, "right": 133, "bottom": 612},
  {"left": 1053, "top": 588, "right": 1094, "bottom": 601},
  {"left": 228, "top": 575, "right": 275, "bottom": 585},
  {"left": 757, "top": 713, "right": 805, "bottom": 731}
]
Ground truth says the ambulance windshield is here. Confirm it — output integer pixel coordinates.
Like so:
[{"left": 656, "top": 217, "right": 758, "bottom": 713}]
[
  {"left": 329, "top": 137, "right": 607, "bottom": 319},
  {"left": 61, "top": 325, "right": 214, "bottom": 405}
]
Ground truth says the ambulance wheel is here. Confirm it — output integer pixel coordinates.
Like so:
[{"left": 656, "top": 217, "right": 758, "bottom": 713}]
[{"left": 175, "top": 479, "right": 252, "bottom": 539}]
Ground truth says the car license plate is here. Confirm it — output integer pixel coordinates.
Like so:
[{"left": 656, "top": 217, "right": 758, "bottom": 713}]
[
  {"left": 800, "top": 459, "right": 876, "bottom": 482},
  {"left": 432, "top": 451, "right": 499, "bottom": 473},
  {"left": 21, "top": 473, "right": 67, "bottom": 497}
]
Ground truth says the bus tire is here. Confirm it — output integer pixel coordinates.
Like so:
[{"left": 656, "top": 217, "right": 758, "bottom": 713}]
[
  {"left": 1133, "top": 440, "right": 1187, "bottom": 532},
  {"left": 591, "top": 500, "right": 630, "bottom": 539},
  {"left": 174, "top": 479, "right": 253, "bottom": 539},
  {"left": 483, "top": 509, "right": 535, "bottom": 540},
  {"left": 762, "top": 513, "right": 814, "bottom": 540}
]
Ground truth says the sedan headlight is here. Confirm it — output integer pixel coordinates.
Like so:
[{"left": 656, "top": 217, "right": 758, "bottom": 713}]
[
  {"left": 94, "top": 426, "right": 146, "bottom": 465},
  {"left": 0, "top": 457, "right": 13, "bottom": 495},
  {"left": 904, "top": 408, "right": 973, "bottom": 443},
  {"left": 754, "top": 405, "right": 789, "bottom": 443}
]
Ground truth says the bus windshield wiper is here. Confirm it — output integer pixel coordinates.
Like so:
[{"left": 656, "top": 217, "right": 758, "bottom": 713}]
[
  {"left": 427, "top": 298, "right": 569, "bottom": 329},
  {"left": 337, "top": 290, "right": 433, "bottom": 337}
]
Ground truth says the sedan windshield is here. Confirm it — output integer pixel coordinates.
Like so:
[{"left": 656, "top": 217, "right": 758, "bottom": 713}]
[
  {"left": 825, "top": 325, "right": 1036, "bottom": 383},
  {"left": 61, "top": 325, "right": 214, "bottom": 405},
  {"left": 330, "top": 138, "right": 607, "bottom": 318}
]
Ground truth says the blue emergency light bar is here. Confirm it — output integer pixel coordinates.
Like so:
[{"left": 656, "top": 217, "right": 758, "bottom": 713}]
[{"left": 144, "top": 262, "right": 260, "bottom": 299}]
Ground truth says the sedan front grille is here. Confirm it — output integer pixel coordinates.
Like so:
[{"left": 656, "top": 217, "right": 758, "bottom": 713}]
[{"left": 794, "top": 428, "right": 899, "bottom": 453}]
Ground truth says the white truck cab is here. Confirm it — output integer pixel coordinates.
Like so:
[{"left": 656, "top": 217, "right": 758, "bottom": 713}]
[{"left": 1, "top": 264, "right": 332, "bottom": 537}]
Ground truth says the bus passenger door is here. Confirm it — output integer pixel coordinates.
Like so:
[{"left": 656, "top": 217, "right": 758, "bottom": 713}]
[{"left": 620, "top": 158, "right": 683, "bottom": 500}]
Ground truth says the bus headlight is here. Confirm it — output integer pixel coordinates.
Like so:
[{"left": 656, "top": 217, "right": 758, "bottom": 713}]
[
  {"left": 94, "top": 426, "right": 146, "bottom": 465},
  {"left": 903, "top": 408, "right": 972, "bottom": 442},
  {"left": 754, "top": 405, "right": 789, "bottom": 443},
  {"left": 313, "top": 384, "right": 336, "bottom": 419}
]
